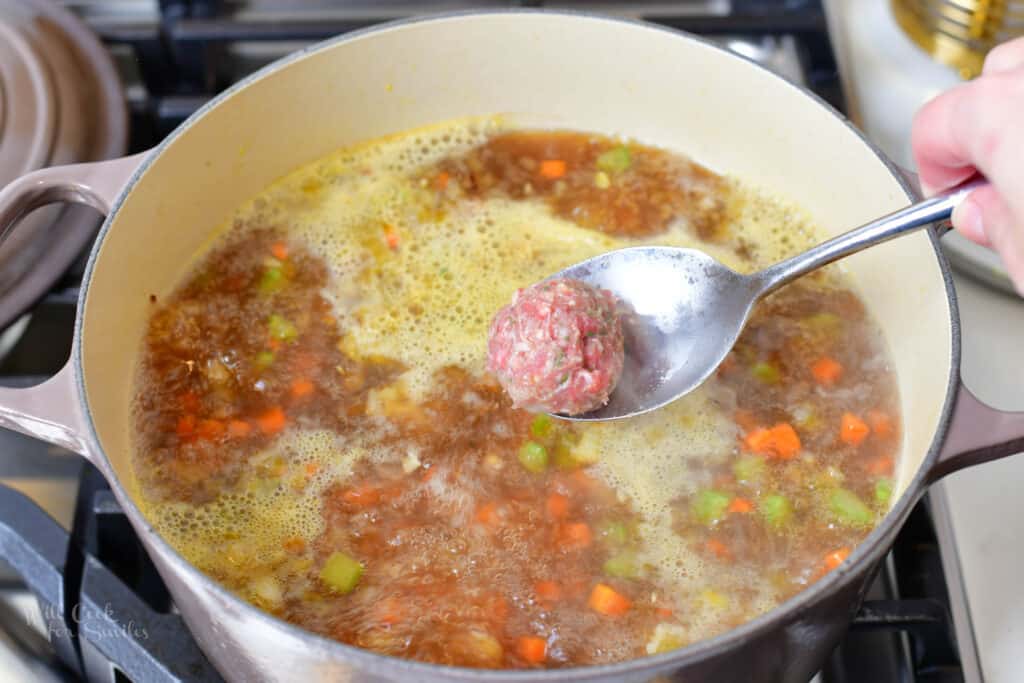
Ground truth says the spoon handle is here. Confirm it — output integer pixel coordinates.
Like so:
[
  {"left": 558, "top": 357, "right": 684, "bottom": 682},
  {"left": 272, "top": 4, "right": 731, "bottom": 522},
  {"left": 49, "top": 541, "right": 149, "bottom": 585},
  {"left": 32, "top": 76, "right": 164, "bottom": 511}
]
[{"left": 752, "top": 177, "right": 988, "bottom": 297}]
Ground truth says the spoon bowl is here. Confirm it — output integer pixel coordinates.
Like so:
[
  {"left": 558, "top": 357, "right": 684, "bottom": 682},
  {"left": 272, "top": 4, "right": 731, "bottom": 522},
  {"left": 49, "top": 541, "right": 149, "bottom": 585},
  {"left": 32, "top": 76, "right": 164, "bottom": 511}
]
[
  {"left": 554, "top": 247, "right": 757, "bottom": 421},
  {"left": 554, "top": 177, "right": 985, "bottom": 422}
]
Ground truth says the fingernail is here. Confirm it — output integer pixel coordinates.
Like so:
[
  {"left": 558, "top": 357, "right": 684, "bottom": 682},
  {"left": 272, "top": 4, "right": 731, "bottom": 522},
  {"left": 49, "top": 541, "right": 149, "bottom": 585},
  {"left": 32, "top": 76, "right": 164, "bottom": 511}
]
[{"left": 952, "top": 197, "right": 987, "bottom": 244}]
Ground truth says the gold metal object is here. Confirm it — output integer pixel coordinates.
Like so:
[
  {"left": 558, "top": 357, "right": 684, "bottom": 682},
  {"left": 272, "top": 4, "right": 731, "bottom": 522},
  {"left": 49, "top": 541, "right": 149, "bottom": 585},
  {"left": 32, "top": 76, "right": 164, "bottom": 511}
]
[{"left": 892, "top": 0, "right": 1024, "bottom": 78}]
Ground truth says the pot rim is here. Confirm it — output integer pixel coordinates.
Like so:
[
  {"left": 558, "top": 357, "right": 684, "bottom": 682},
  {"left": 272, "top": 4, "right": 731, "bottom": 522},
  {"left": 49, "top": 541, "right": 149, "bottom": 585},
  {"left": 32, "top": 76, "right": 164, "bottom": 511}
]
[{"left": 73, "top": 9, "right": 962, "bottom": 680}]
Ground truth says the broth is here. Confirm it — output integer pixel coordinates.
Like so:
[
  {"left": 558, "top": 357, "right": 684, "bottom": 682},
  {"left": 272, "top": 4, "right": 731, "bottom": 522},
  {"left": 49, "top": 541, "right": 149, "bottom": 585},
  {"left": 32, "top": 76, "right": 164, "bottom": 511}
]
[{"left": 132, "top": 119, "right": 900, "bottom": 668}]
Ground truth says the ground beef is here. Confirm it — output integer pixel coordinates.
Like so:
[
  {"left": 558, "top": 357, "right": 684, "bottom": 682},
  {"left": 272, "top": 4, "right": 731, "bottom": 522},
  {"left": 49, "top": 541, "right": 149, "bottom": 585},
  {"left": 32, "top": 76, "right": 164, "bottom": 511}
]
[{"left": 486, "top": 279, "right": 624, "bottom": 415}]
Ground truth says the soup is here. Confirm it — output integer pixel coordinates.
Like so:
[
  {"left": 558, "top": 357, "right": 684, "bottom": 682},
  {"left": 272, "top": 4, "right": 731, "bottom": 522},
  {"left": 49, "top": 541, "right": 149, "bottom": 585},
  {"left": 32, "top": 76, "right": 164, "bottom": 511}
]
[{"left": 132, "top": 120, "right": 900, "bottom": 668}]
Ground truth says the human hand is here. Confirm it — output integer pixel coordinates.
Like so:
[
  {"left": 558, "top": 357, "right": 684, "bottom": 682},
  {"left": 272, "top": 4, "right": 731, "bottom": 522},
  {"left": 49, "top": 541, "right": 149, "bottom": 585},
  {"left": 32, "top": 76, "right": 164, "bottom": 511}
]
[{"left": 911, "top": 37, "right": 1024, "bottom": 294}]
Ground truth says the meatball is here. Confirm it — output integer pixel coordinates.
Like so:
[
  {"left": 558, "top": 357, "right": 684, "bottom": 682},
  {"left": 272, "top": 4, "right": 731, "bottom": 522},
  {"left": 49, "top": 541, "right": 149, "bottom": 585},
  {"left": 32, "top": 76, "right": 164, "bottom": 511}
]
[{"left": 486, "top": 278, "right": 625, "bottom": 415}]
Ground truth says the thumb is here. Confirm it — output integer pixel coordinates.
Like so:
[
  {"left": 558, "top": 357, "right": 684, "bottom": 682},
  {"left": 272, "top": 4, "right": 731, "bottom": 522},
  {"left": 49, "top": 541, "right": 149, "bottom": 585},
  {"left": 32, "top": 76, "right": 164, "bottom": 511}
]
[{"left": 955, "top": 185, "right": 1024, "bottom": 295}]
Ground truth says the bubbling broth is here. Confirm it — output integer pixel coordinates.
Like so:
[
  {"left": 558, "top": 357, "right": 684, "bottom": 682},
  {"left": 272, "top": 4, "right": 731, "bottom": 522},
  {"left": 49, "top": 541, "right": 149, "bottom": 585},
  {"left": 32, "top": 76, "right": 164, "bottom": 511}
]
[{"left": 132, "top": 119, "right": 901, "bottom": 668}]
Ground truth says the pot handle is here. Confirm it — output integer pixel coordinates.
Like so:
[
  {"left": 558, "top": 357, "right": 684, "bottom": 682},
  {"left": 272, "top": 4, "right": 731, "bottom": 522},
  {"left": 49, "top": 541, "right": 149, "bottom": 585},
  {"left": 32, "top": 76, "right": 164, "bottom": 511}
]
[
  {"left": 927, "top": 383, "right": 1024, "bottom": 482},
  {"left": 0, "top": 152, "right": 148, "bottom": 457}
]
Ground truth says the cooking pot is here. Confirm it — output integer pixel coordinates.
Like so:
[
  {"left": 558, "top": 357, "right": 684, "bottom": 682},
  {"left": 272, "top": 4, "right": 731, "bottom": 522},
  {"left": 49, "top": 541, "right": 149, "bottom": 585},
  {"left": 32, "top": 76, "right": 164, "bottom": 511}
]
[{"left": 0, "top": 11, "right": 1022, "bottom": 683}]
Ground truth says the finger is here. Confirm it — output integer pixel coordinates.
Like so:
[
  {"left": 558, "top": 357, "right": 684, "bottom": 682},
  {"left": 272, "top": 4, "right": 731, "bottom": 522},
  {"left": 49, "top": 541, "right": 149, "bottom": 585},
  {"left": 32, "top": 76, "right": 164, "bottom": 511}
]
[
  {"left": 983, "top": 37, "right": 1024, "bottom": 75},
  {"left": 912, "top": 71, "right": 1024, "bottom": 220},
  {"left": 911, "top": 85, "right": 978, "bottom": 194},
  {"left": 963, "top": 186, "right": 1024, "bottom": 296},
  {"left": 951, "top": 186, "right": 995, "bottom": 246}
]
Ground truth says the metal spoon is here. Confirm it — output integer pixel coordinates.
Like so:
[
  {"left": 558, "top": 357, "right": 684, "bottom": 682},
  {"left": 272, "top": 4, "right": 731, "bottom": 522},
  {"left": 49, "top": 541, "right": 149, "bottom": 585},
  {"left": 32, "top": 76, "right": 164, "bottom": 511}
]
[{"left": 553, "top": 178, "right": 986, "bottom": 422}]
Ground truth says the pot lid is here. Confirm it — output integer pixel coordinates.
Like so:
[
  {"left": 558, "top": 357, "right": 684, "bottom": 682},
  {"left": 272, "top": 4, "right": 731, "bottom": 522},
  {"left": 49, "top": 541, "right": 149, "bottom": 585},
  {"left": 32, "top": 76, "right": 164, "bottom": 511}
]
[{"left": 0, "top": 0, "right": 127, "bottom": 330}]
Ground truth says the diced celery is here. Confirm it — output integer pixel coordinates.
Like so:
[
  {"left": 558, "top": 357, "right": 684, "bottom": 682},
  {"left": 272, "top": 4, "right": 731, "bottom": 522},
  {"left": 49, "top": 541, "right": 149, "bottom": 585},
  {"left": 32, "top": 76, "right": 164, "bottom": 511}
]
[
  {"left": 596, "top": 146, "right": 632, "bottom": 173},
  {"left": 760, "top": 494, "right": 793, "bottom": 527},
  {"left": 645, "top": 623, "right": 687, "bottom": 655},
  {"left": 875, "top": 478, "right": 894, "bottom": 506},
  {"left": 603, "top": 551, "right": 639, "bottom": 578},
  {"left": 319, "top": 551, "right": 363, "bottom": 594},
  {"left": 518, "top": 441, "right": 548, "bottom": 473},
  {"left": 699, "top": 588, "right": 729, "bottom": 610},
  {"left": 600, "top": 520, "right": 629, "bottom": 545},
  {"left": 692, "top": 489, "right": 731, "bottom": 525},
  {"left": 829, "top": 488, "right": 874, "bottom": 526}
]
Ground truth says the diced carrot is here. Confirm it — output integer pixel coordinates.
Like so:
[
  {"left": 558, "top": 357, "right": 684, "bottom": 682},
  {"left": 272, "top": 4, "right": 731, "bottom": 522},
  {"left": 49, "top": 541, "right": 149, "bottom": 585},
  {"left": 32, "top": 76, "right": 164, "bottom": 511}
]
[
  {"left": 868, "top": 410, "right": 895, "bottom": 438},
  {"left": 840, "top": 412, "right": 870, "bottom": 446},
  {"left": 421, "top": 466, "right": 437, "bottom": 483},
  {"left": 282, "top": 536, "right": 306, "bottom": 554},
  {"left": 728, "top": 497, "right": 754, "bottom": 513},
  {"left": 291, "top": 378, "right": 315, "bottom": 398},
  {"left": 655, "top": 607, "right": 674, "bottom": 618},
  {"left": 867, "top": 455, "right": 894, "bottom": 476},
  {"left": 176, "top": 414, "right": 196, "bottom": 438},
  {"left": 383, "top": 224, "right": 400, "bottom": 250},
  {"left": 227, "top": 419, "right": 252, "bottom": 438},
  {"left": 516, "top": 636, "right": 547, "bottom": 664},
  {"left": 535, "top": 580, "right": 561, "bottom": 602},
  {"left": 744, "top": 423, "right": 801, "bottom": 459},
  {"left": 179, "top": 390, "right": 200, "bottom": 412},
  {"left": 476, "top": 501, "right": 500, "bottom": 526},
  {"left": 433, "top": 171, "right": 450, "bottom": 191},
  {"left": 342, "top": 484, "right": 380, "bottom": 507},
  {"left": 539, "top": 159, "right": 567, "bottom": 179},
  {"left": 824, "top": 547, "right": 851, "bottom": 571},
  {"left": 733, "top": 409, "right": 760, "bottom": 433},
  {"left": 257, "top": 407, "right": 287, "bottom": 435},
  {"left": 270, "top": 241, "right": 289, "bottom": 261},
  {"left": 811, "top": 356, "right": 843, "bottom": 386},
  {"left": 304, "top": 462, "right": 320, "bottom": 478},
  {"left": 588, "top": 583, "right": 631, "bottom": 616},
  {"left": 546, "top": 493, "right": 569, "bottom": 519},
  {"left": 706, "top": 538, "right": 731, "bottom": 559},
  {"left": 560, "top": 522, "right": 593, "bottom": 549},
  {"left": 196, "top": 418, "right": 225, "bottom": 440},
  {"left": 268, "top": 338, "right": 282, "bottom": 351}
]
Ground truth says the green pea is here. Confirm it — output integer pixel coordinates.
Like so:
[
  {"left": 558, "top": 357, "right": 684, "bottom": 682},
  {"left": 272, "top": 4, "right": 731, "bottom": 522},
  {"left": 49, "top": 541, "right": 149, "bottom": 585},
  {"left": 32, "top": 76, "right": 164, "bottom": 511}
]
[
  {"left": 255, "top": 351, "right": 275, "bottom": 370},
  {"left": 267, "top": 314, "right": 298, "bottom": 342},
  {"left": 760, "top": 494, "right": 793, "bottom": 528},
  {"left": 692, "top": 490, "right": 731, "bottom": 525},
  {"left": 518, "top": 442, "right": 548, "bottom": 473},
  {"left": 259, "top": 266, "right": 286, "bottom": 294},
  {"left": 751, "top": 361, "right": 780, "bottom": 384},
  {"left": 530, "top": 414, "right": 553, "bottom": 439},
  {"left": 596, "top": 146, "right": 632, "bottom": 174}
]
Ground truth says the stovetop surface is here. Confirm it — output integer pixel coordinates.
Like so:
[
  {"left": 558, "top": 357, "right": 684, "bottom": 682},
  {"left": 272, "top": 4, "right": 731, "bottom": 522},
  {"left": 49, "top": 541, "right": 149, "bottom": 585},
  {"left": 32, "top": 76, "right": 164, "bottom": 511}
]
[{"left": 0, "top": 1, "right": 969, "bottom": 681}]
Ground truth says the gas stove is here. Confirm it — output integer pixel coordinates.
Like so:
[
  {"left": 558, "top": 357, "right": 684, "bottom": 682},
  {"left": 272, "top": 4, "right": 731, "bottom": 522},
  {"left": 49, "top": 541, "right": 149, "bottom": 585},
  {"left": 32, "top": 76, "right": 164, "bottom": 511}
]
[{"left": 0, "top": 2, "right": 972, "bottom": 682}]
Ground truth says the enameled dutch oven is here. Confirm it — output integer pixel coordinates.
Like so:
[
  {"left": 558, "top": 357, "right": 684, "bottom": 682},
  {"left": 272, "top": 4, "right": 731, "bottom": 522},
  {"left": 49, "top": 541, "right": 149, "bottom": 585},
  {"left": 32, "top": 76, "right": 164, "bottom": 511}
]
[{"left": 1, "top": 12, "right": 1022, "bottom": 683}]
